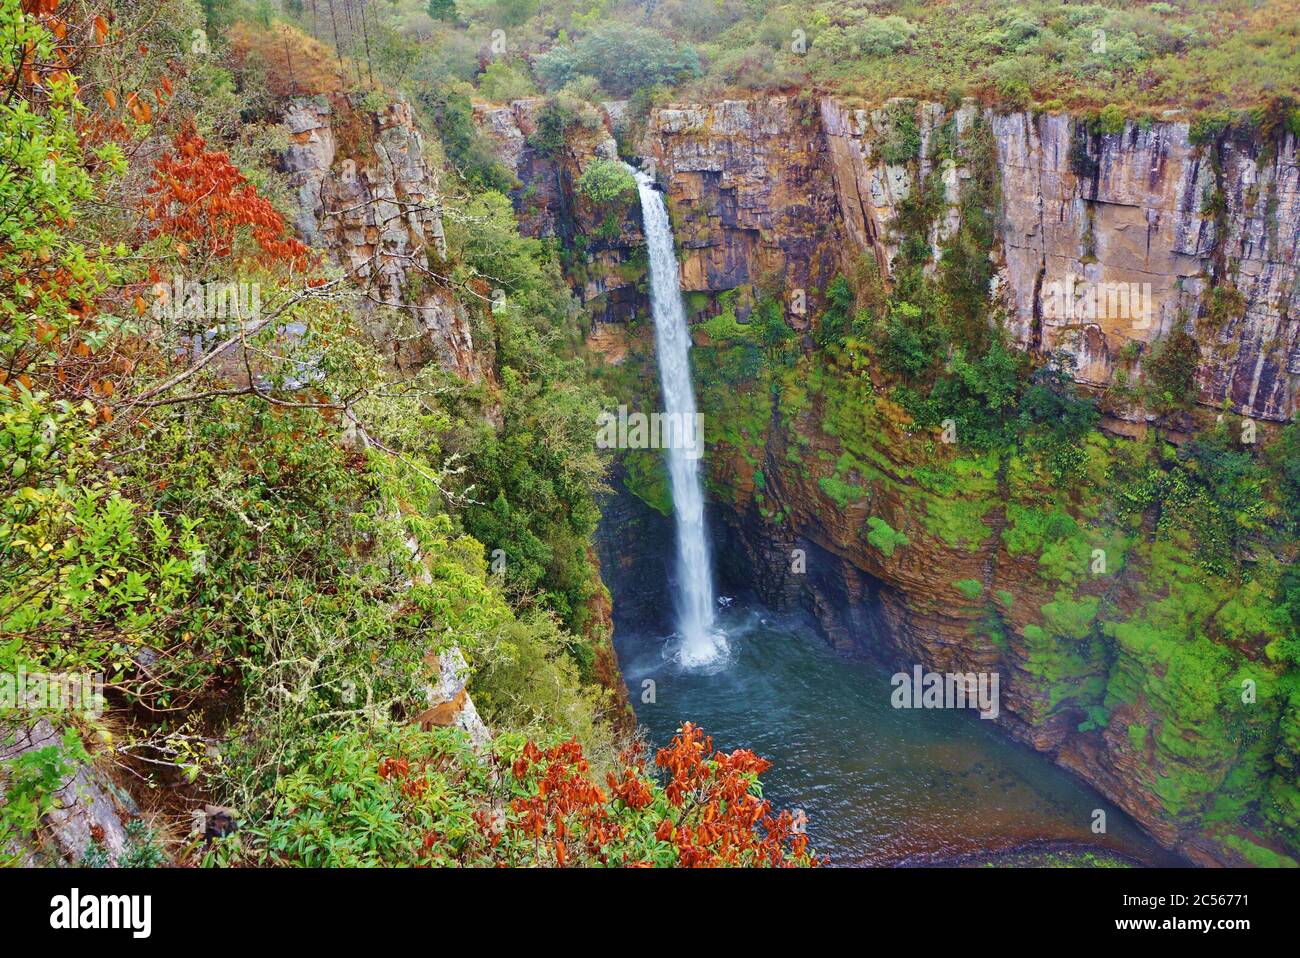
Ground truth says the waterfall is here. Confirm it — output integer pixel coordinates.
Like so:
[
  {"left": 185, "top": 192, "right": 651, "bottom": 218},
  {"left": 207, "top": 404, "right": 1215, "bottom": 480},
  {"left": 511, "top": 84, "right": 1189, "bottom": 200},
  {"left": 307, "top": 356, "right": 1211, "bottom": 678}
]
[{"left": 632, "top": 167, "right": 725, "bottom": 667}]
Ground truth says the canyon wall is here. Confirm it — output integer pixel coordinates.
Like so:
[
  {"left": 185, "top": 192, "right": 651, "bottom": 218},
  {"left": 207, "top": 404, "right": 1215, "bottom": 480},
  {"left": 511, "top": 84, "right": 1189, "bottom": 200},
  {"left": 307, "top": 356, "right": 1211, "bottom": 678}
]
[
  {"left": 637, "top": 94, "right": 1298, "bottom": 425},
  {"left": 480, "top": 94, "right": 1300, "bottom": 865},
  {"left": 283, "top": 94, "right": 492, "bottom": 383},
  {"left": 483, "top": 92, "right": 1296, "bottom": 423},
  {"left": 670, "top": 98, "right": 1296, "bottom": 866},
  {"left": 283, "top": 92, "right": 629, "bottom": 728}
]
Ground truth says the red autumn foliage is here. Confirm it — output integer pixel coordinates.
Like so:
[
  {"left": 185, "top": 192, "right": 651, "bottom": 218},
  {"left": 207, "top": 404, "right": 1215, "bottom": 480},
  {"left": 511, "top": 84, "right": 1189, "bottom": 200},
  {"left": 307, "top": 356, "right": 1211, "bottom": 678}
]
[
  {"left": 652, "top": 722, "right": 813, "bottom": 867},
  {"left": 144, "top": 122, "right": 312, "bottom": 271},
  {"left": 379, "top": 722, "right": 819, "bottom": 868}
]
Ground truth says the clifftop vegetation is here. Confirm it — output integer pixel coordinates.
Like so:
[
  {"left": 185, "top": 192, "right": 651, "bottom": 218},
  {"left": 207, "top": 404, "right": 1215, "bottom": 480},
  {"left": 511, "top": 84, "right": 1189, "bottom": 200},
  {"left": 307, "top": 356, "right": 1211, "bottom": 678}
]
[{"left": 330, "top": 0, "right": 1300, "bottom": 128}]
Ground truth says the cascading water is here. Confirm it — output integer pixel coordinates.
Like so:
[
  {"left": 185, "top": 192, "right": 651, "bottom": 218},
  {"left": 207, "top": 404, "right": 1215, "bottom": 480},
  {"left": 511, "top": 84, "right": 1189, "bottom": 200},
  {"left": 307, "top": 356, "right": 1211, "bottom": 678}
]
[{"left": 633, "top": 167, "right": 725, "bottom": 667}]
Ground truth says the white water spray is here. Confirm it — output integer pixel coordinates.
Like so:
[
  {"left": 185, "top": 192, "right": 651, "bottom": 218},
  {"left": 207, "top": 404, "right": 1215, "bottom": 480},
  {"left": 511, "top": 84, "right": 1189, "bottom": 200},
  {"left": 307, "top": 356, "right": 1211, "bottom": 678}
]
[{"left": 632, "top": 167, "right": 725, "bottom": 667}]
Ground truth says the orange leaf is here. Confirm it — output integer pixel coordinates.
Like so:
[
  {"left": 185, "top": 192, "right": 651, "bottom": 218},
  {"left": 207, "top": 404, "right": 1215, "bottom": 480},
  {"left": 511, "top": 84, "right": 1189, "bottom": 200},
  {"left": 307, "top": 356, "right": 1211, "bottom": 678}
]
[
  {"left": 103, "top": 88, "right": 116, "bottom": 110},
  {"left": 94, "top": 15, "right": 108, "bottom": 43}
]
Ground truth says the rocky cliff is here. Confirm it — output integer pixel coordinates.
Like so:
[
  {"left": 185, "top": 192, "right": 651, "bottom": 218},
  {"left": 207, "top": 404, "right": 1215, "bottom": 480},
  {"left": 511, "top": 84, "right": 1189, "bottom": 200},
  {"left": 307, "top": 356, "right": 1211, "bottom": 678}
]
[
  {"left": 482, "top": 93, "right": 1300, "bottom": 865},
  {"left": 474, "top": 98, "right": 648, "bottom": 327},
  {"left": 283, "top": 94, "right": 492, "bottom": 383},
  {"left": 485, "top": 92, "right": 1294, "bottom": 425},
  {"left": 638, "top": 95, "right": 1298, "bottom": 425}
]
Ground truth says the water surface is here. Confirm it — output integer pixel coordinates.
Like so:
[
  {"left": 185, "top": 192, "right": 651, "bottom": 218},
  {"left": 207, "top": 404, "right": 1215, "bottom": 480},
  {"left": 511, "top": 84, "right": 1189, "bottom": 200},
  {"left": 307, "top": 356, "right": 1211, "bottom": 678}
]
[{"left": 616, "top": 604, "right": 1177, "bottom": 866}]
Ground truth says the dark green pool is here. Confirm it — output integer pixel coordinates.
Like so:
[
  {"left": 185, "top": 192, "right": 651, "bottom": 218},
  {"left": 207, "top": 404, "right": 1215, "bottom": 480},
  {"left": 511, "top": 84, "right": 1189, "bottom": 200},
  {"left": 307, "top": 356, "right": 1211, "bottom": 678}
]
[{"left": 615, "top": 603, "right": 1179, "bottom": 866}]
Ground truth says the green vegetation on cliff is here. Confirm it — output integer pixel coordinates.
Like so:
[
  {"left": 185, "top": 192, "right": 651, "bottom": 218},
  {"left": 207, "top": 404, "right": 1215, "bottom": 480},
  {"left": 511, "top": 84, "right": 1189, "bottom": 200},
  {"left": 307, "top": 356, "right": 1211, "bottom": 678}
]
[{"left": 648, "top": 90, "right": 1300, "bottom": 865}]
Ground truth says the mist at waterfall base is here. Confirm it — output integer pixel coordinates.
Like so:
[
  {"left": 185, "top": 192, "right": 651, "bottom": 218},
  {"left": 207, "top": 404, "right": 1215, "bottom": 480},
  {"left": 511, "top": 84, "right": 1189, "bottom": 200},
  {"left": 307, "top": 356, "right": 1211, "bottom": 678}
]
[
  {"left": 615, "top": 605, "right": 1177, "bottom": 865},
  {"left": 633, "top": 168, "right": 725, "bottom": 668}
]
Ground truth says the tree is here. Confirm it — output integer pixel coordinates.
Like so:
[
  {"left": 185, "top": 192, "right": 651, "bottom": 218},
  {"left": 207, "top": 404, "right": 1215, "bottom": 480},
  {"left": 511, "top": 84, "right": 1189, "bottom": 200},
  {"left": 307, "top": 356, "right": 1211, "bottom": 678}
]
[
  {"left": 427, "top": 0, "right": 457, "bottom": 22},
  {"left": 145, "top": 122, "right": 311, "bottom": 270},
  {"left": 535, "top": 25, "right": 701, "bottom": 97}
]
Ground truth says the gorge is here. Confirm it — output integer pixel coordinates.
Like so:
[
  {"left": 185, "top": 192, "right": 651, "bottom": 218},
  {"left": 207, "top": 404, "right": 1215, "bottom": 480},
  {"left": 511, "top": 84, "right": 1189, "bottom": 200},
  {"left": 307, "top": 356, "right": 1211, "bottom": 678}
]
[
  {"left": 6, "top": 0, "right": 1299, "bottom": 879},
  {"left": 478, "top": 91, "right": 1300, "bottom": 867}
]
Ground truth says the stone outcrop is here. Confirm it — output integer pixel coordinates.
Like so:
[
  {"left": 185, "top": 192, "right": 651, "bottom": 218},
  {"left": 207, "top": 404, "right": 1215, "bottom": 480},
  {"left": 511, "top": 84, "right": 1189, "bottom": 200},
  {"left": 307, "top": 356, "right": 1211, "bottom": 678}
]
[
  {"left": 478, "top": 93, "right": 1297, "bottom": 419},
  {"left": 639, "top": 97, "right": 846, "bottom": 328},
  {"left": 1, "top": 720, "right": 141, "bottom": 866},
  {"left": 283, "top": 95, "right": 491, "bottom": 382},
  {"left": 474, "top": 99, "right": 647, "bottom": 326},
  {"left": 821, "top": 98, "right": 974, "bottom": 275}
]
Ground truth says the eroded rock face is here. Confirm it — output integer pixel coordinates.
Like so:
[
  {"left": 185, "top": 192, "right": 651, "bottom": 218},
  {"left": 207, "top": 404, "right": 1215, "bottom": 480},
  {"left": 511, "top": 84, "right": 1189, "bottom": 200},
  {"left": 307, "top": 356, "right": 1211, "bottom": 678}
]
[
  {"left": 638, "top": 94, "right": 1298, "bottom": 423},
  {"left": 640, "top": 97, "right": 846, "bottom": 328},
  {"left": 474, "top": 99, "right": 646, "bottom": 326},
  {"left": 820, "top": 97, "right": 976, "bottom": 275},
  {"left": 283, "top": 96, "right": 490, "bottom": 382},
  {"left": 994, "top": 112, "right": 1298, "bottom": 423},
  {"left": 704, "top": 397, "right": 1281, "bottom": 865}
]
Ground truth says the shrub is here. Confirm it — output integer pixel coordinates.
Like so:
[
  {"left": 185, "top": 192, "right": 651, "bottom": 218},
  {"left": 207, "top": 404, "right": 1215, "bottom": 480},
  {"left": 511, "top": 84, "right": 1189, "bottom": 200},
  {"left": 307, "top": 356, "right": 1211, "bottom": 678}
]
[
  {"left": 867, "top": 517, "right": 910, "bottom": 557},
  {"left": 1144, "top": 326, "right": 1201, "bottom": 411},
  {"left": 576, "top": 159, "right": 637, "bottom": 207},
  {"left": 477, "top": 60, "right": 537, "bottom": 103},
  {"left": 223, "top": 722, "right": 817, "bottom": 868},
  {"left": 1097, "top": 103, "right": 1126, "bottom": 135},
  {"left": 855, "top": 16, "right": 918, "bottom": 56}
]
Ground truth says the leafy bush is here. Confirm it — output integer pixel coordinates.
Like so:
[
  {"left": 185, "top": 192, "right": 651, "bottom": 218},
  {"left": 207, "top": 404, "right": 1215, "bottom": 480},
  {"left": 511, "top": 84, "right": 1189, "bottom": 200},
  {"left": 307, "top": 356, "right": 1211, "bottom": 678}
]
[
  {"left": 855, "top": 16, "right": 919, "bottom": 56},
  {"left": 221, "top": 722, "right": 817, "bottom": 868},
  {"left": 867, "top": 517, "right": 910, "bottom": 557},
  {"left": 1144, "top": 326, "right": 1201, "bottom": 411},
  {"left": 476, "top": 59, "right": 537, "bottom": 103},
  {"left": 576, "top": 159, "right": 637, "bottom": 207},
  {"left": 535, "top": 25, "right": 701, "bottom": 97}
]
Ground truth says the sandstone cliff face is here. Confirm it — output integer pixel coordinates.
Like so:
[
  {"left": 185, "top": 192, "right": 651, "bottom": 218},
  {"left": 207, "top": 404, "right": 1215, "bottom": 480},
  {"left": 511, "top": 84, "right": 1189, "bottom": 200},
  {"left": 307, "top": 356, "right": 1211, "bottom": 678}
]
[
  {"left": 993, "top": 111, "right": 1298, "bottom": 423},
  {"left": 283, "top": 95, "right": 491, "bottom": 382},
  {"left": 480, "top": 95, "right": 1297, "bottom": 418},
  {"left": 639, "top": 98, "right": 845, "bottom": 327},
  {"left": 639, "top": 95, "right": 1298, "bottom": 423},
  {"left": 819, "top": 98, "right": 975, "bottom": 275}
]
